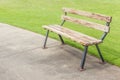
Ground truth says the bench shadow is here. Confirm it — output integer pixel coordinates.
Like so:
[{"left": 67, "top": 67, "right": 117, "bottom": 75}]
[{"left": 41, "top": 42, "right": 111, "bottom": 71}]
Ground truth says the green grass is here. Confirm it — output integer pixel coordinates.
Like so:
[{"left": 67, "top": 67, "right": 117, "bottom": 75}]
[{"left": 0, "top": 0, "right": 120, "bottom": 66}]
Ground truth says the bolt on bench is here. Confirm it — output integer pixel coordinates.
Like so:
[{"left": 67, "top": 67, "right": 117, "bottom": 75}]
[{"left": 42, "top": 8, "right": 112, "bottom": 70}]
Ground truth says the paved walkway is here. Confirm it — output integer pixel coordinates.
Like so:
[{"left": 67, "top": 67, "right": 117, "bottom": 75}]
[{"left": 0, "top": 23, "right": 120, "bottom": 80}]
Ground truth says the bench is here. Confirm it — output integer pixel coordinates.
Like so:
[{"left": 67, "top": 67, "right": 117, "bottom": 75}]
[{"left": 42, "top": 8, "right": 112, "bottom": 70}]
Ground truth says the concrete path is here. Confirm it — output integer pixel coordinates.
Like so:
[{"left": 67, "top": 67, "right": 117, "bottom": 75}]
[{"left": 0, "top": 23, "right": 120, "bottom": 80}]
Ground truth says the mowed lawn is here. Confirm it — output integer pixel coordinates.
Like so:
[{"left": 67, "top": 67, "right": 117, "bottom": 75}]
[{"left": 0, "top": 0, "right": 120, "bottom": 66}]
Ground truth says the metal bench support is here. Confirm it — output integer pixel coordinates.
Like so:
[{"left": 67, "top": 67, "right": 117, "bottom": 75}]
[
  {"left": 43, "top": 30, "right": 49, "bottom": 48},
  {"left": 80, "top": 46, "right": 88, "bottom": 70},
  {"left": 95, "top": 44, "right": 105, "bottom": 63},
  {"left": 58, "top": 35, "right": 65, "bottom": 44}
]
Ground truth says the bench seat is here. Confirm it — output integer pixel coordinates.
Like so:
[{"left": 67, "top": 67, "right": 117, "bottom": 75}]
[{"left": 43, "top": 25, "right": 102, "bottom": 46}]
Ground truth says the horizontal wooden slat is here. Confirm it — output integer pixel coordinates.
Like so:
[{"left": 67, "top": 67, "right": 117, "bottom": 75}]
[
  {"left": 62, "top": 15, "right": 109, "bottom": 32},
  {"left": 43, "top": 25, "right": 102, "bottom": 46},
  {"left": 63, "top": 8, "right": 112, "bottom": 22}
]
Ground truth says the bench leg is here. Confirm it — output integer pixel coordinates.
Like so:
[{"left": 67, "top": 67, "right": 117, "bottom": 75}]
[
  {"left": 43, "top": 30, "right": 49, "bottom": 49},
  {"left": 95, "top": 44, "right": 105, "bottom": 63},
  {"left": 80, "top": 46, "right": 88, "bottom": 71},
  {"left": 58, "top": 35, "right": 64, "bottom": 44}
]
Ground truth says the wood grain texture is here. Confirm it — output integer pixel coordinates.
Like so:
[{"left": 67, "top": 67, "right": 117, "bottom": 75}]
[
  {"left": 43, "top": 25, "right": 102, "bottom": 46},
  {"left": 63, "top": 8, "right": 112, "bottom": 22},
  {"left": 62, "top": 16, "right": 109, "bottom": 32}
]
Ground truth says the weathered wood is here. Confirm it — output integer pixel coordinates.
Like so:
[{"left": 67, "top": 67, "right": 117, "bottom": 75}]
[
  {"left": 43, "top": 25, "right": 102, "bottom": 46},
  {"left": 63, "top": 8, "right": 112, "bottom": 22},
  {"left": 43, "top": 8, "right": 112, "bottom": 46},
  {"left": 62, "top": 16, "right": 109, "bottom": 32}
]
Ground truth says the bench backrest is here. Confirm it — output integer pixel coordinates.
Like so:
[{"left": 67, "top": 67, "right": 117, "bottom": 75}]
[{"left": 61, "top": 8, "right": 112, "bottom": 40}]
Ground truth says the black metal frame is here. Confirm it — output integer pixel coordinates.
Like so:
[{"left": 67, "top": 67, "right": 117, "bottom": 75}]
[
  {"left": 58, "top": 20, "right": 66, "bottom": 44},
  {"left": 58, "top": 35, "right": 64, "bottom": 44},
  {"left": 95, "top": 44, "right": 105, "bottom": 63},
  {"left": 43, "top": 11, "right": 111, "bottom": 70},
  {"left": 80, "top": 46, "right": 88, "bottom": 70},
  {"left": 43, "top": 30, "right": 49, "bottom": 49}
]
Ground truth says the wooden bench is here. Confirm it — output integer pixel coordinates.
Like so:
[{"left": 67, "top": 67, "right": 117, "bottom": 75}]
[{"left": 42, "top": 8, "right": 112, "bottom": 70}]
